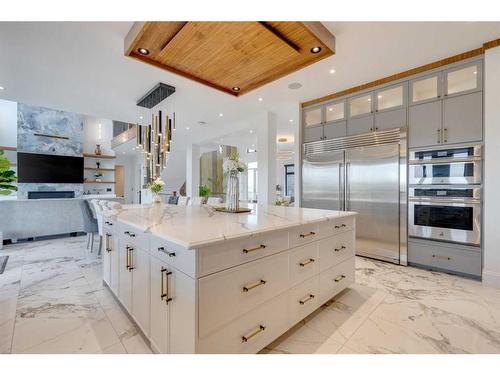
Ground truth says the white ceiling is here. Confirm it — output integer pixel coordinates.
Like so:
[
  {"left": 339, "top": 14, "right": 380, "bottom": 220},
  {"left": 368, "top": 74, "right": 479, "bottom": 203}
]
[{"left": 1, "top": 21, "right": 500, "bottom": 148}]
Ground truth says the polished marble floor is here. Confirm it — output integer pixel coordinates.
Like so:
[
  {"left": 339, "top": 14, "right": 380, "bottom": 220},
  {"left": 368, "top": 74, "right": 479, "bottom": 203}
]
[{"left": 1, "top": 236, "right": 500, "bottom": 354}]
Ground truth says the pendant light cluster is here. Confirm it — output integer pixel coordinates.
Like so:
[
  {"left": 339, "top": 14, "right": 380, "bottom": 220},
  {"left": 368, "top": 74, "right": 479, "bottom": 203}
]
[{"left": 136, "top": 83, "right": 176, "bottom": 183}]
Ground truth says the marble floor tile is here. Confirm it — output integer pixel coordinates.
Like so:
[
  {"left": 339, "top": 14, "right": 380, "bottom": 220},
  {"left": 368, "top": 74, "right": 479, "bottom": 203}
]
[{"left": 2, "top": 236, "right": 500, "bottom": 354}]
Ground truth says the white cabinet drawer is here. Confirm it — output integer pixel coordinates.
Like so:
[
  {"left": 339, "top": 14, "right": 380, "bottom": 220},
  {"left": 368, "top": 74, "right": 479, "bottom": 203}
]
[
  {"left": 150, "top": 235, "right": 196, "bottom": 278},
  {"left": 289, "top": 223, "right": 320, "bottom": 248},
  {"left": 319, "top": 256, "right": 355, "bottom": 303},
  {"left": 318, "top": 216, "right": 355, "bottom": 239},
  {"left": 289, "top": 275, "right": 320, "bottom": 324},
  {"left": 289, "top": 242, "right": 320, "bottom": 287},
  {"left": 198, "top": 251, "right": 289, "bottom": 337},
  {"left": 118, "top": 222, "right": 148, "bottom": 248},
  {"left": 319, "top": 231, "right": 355, "bottom": 272},
  {"left": 197, "top": 230, "right": 289, "bottom": 277},
  {"left": 198, "top": 291, "right": 289, "bottom": 353}
]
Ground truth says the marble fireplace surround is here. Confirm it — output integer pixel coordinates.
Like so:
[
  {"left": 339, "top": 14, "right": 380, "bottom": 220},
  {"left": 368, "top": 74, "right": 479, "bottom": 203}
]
[{"left": 16, "top": 103, "right": 85, "bottom": 199}]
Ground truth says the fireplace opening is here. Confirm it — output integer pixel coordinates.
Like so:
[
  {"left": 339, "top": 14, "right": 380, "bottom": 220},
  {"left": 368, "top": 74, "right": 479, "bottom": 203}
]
[{"left": 28, "top": 191, "right": 75, "bottom": 199}]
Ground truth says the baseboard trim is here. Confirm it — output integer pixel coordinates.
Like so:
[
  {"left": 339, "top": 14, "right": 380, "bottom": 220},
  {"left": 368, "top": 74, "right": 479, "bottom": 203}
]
[{"left": 482, "top": 269, "right": 500, "bottom": 288}]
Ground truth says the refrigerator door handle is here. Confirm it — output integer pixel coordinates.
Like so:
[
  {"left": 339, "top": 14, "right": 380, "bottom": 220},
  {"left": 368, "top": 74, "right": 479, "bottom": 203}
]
[
  {"left": 339, "top": 163, "right": 344, "bottom": 211},
  {"left": 345, "top": 162, "right": 351, "bottom": 211}
]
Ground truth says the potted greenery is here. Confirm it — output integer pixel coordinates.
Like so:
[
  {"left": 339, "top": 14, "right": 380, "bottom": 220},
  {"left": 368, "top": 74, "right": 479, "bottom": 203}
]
[
  {"left": 148, "top": 177, "right": 165, "bottom": 204},
  {"left": 199, "top": 184, "right": 211, "bottom": 202},
  {"left": 94, "top": 171, "right": 103, "bottom": 182},
  {"left": 0, "top": 150, "right": 17, "bottom": 196}
]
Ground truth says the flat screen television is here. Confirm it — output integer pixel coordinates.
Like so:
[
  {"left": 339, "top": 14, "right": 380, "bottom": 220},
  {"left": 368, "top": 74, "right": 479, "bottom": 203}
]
[{"left": 17, "top": 152, "right": 84, "bottom": 183}]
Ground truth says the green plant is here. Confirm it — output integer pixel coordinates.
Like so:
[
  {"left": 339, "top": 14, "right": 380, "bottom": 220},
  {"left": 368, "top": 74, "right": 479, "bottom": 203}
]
[
  {"left": 0, "top": 150, "right": 17, "bottom": 196},
  {"left": 199, "top": 184, "right": 211, "bottom": 199},
  {"left": 148, "top": 177, "right": 165, "bottom": 194}
]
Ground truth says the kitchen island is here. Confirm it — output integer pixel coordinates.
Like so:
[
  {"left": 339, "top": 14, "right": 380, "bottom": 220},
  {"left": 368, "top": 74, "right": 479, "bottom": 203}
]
[{"left": 102, "top": 204, "right": 356, "bottom": 354}]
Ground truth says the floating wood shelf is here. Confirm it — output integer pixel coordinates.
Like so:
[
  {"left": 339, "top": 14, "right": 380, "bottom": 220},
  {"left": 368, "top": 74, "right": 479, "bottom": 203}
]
[
  {"left": 83, "top": 153, "right": 116, "bottom": 159},
  {"left": 0, "top": 146, "right": 17, "bottom": 151},
  {"left": 84, "top": 167, "right": 115, "bottom": 171},
  {"left": 84, "top": 181, "right": 116, "bottom": 184}
]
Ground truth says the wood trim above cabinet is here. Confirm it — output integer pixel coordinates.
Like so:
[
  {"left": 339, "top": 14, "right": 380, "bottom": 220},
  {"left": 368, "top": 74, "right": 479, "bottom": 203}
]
[{"left": 302, "top": 37, "right": 500, "bottom": 109}]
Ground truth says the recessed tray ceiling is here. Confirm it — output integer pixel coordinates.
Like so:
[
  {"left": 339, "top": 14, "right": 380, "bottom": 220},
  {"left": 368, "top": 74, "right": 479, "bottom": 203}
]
[{"left": 124, "top": 21, "right": 335, "bottom": 96}]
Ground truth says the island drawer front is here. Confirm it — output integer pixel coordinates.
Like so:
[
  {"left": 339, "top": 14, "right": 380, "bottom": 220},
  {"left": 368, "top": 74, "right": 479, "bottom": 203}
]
[
  {"left": 289, "top": 242, "right": 320, "bottom": 287},
  {"left": 318, "top": 231, "right": 355, "bottom": 272},
  {"left": 118, "top": 222, "right": 148, "bottom": 248},
  {"left": 197, "top": 230, "right": 289, "bottom": 277},
  {"left": 289, "top": 275, "right": 320, "bottom": 324},
  {"left": 319, "top": 256, "right": 355, "bottom": 302},
  {"left": 198, "top": 251, "right": 289, "bottom": 338},
  {"left": 319, "top": 216, "right": 355, "bottom": 239},
  {"left": 197, "top": 291, "right": 289, "bottom": 353},
  {"left": 289, "top": 223, "right": 321, "bottom": 247},
  {"left": 149, "top": 235, "right": 196, "bottom": 277}
]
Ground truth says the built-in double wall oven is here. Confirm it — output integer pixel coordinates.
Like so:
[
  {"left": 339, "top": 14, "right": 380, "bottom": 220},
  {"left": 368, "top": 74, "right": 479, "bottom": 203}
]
[{"left": 408, "top": 145, "right": 482, "bottom": 246}]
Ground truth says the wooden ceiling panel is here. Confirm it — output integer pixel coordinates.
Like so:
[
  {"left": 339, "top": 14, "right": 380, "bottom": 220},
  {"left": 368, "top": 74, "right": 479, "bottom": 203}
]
[{"left": 125, "top": 21, "right": 335, "bottom": 96}]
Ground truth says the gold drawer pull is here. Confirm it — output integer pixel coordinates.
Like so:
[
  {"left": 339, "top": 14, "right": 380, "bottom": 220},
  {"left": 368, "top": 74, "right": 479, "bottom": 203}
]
[
  {"left": 242, "top": 279, "right": 267, "bottom": 292},
  {"left": 299, "top": 231, "right": 316, "bottom": 238},
  {"left": 334, "top": 275, "right": 346, "bottom": 283},
  {"left": 242, "top": 244, "right": 267, "bottom": 254},
  {"left": 334, "top": 245, "right": 346, "bottom": 252},
  {"left": 158, "top": 247, "right": 176, "bottom": 257},
  {"left": 334, "top": 224, "right": 347, "bottom": 229},
  {"left": 105, "top": 233, "right": 112, "bottom": 252},
  {"left": 299, "top": 258, "right": 315, "bottom": 267},
  {"left": 299, "top": 294, "right": 315, "bottom": 305},
  {"left": 127, "top": 246, "right": 134, "bottom": 271},
  {"left": 242, "top": 325, "right": 266, "bottom": 343},
  {"left": 160, "top": 268, "right": 173, "bottom": 304}
]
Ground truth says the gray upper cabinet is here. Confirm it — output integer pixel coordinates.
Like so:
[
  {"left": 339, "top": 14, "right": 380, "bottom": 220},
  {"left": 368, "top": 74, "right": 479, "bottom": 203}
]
[
  {"left": 303, "top": 124, "right": 324, "bottom": 143},
  {"left": 443, "top": 91, "right": 483, "bottom": 144},
  {"left": 324, "top": 121, "right": 347, "bottom": 139},
  {"left": 303, "top": 99, "right": 346, "bottom": 142},
  {"left": 303, "top": 106, "right": 322, "bottom": 128},
  {"left": 444, "top": 61, "right": 482, "bottom": 98},
  {"left": 347, "top": 116, "right": 374, "bottom": 136},
  {"left": 410, "top": 72, "right": 442, "bottom": 105},
  {"left": 409, "top": 101, "right": 442, "bottom": 148},
  {"left": 375, "top": 107, "right": 406, "bottom": 131},
  {"left": 349, "top": 93, "right": 373, "bottom": 119}
]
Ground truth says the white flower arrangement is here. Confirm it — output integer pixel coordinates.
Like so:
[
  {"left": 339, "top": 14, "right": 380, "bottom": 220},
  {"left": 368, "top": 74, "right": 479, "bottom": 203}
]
[
  {"left": 148, "top": 177, "right": 165, "bottom": 195},
  {"left": 223, "top": 156, "right": 246, "bottom": 175}
]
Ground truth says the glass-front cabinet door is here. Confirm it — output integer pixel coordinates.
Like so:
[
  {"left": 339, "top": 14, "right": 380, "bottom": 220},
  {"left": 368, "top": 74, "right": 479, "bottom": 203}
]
[
  {"left": 325, "top": 100, "right": 345, "bottom": 123},
  {"left": 303, "top": 106, "right": 323, "bottom": 127},
  {"left": 410, "top": 73, "right": 442, "bottom": 104},
  {"left": 375, "top": 84, "right": 405, "bottom": 112},
  {"left": 444, "top": 61, "right": 482, "bottom": 97},
  {"left": 349, "top": 93, "right": 373, "bottom": 118}
]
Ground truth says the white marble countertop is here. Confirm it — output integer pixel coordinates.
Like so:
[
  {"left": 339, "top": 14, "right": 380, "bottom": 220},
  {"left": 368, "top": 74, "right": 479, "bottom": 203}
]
[{"left": 104, "top": 203, "right": 356, "bottom": 249}]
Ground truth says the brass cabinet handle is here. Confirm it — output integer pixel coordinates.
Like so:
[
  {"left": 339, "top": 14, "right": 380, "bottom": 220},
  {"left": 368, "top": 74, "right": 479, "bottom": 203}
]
[
  {"left": 242, "top": 325, "right": 266, "bottom": 343},
  {"left": 437, "top": 129, "right": 441, "bottom": 143},
  {"left": 160, "top": 268, "right": 173, "bottom": 303},
  {"left": 105, "top": 233, "right": 112, "bottom": 252},
  {"left": 334, "top": 245, "right": 346, "bottom": 252},
  {"left": 334, "top": 224, "right": 347, "bottom": 229},
  {"left": 299, "top": 231, "right": 316, "bottom": 238},
  {"left": 127, "top": 247, "right": 134, "bottom": 271},
  {"left": 242, "top": 279, "right": 267, "bottom": 292},
  {"left": 158, "top": 247, "right": 176, "bottom": 257},
  {"left": 334, "top": 275, "right": 346, "bottom": 283},
  {"left": 299, "top": 294, "right": 315, "bottom": 305},
  {"left": 242, "top": 244, "right": 267, "bottom": 254},
  {"left": 443, "top": 128, "right": 448, "bottom": 143},
  {"left": 299, "top": 258, "right": 315, "bottom": 267}
]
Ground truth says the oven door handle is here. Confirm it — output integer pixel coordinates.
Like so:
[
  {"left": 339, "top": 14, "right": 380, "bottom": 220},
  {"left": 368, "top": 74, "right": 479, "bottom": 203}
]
[
  {"left": 409, "top": 198, "right": 481, "bottom": 205},
  {"left": 409, "top": 157, "right": 481, "bottom": 165}
]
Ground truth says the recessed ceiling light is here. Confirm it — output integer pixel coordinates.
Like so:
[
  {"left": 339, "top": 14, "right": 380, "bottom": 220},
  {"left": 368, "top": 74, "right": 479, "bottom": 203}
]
[
  {"left": 0, "top": 86, "right": 4, "bottom": 90},
  {"left": 232, "top": 86, "right": 240, "bottom": 92},
  {"left": 378, "top": 95, "right": 382, "bottom": 99},
  {"left": 288, "top": 82, "right": 302, "bottom": 90},
  {"left": 328, "top": 108, "right": 333, "bottom": 111},
  {"left": 139, "top": 116, "right": 143, "bottom": 120},
  {"left": 473, "top": 71, "right": 478, "bottom": 75},
  {"left": 219, "top": 113, "right": 223, "bottom": 117},
  {"left": 310, "top": 46, "right": 322, "bottom": 54},
  {"left": 258, "top": 97, "right": 263, "bottom": 102},
  {"left": 186, "top": 127, "right": 190, "bottom": 130},
  {"left": 137, "top": 47, "right": 150, "bottom": 56},
  {"left": 289, "top": 119, "right": 293, "bottom": 123},
  {"left": 367, "top": 98, "right": 371, "bottom": 102},
  {"left": 122, "top": 152, "right": 126, "bottom": 154},
  {"left": 329, "top": 69, "right": 336, "bottom": 74},
  {"left": 249, "top": 129, "right": 254, "bottom": 134}
]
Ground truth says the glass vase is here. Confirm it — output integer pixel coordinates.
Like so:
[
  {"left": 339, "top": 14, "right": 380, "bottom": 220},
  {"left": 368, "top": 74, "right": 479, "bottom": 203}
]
[
  {"left": 225, "top": 173, "right": 240, "bottom": 212},
  {"left": 153, "top": 193, "right": 161, "bottom": 204}
]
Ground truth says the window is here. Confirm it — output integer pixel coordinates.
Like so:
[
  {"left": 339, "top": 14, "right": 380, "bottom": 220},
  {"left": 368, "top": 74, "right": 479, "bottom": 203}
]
[
  {"left": 284, "top": 164, "right": 294, "bottom": 198},
  {"left": 247, "top": 162, "right": 258, "bottom": 203}
]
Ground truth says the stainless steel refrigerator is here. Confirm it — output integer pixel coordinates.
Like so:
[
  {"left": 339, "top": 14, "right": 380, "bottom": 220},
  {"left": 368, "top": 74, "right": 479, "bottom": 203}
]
[{"left": 302, "top": 128, "right": 407, "bottom": 265}]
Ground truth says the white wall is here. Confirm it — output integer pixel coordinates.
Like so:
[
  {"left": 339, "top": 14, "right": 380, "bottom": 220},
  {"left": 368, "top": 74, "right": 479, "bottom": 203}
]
[
  {"left": 0, "top": 99, "right": 17, "bottom": 147},
  {"left": 257, "top": 112, "right": 277, "bottom": 205},
  {"left": 483, "top": 45, "right": 500, "bottom": 288}
]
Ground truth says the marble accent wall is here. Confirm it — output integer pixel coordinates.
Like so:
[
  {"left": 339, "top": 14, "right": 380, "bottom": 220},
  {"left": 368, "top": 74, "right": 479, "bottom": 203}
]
[
  {"left": 17, "top": 103, "right": 84, "bottom": 156},
  {"left": 16, "top": 103, "right": 85, "bottom": 198}
]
